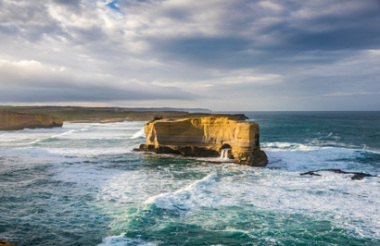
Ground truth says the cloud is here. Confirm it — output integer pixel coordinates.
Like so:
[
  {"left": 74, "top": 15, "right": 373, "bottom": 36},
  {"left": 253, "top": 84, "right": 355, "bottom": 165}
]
[
  {"left": 53, "top": 0, "right": 81, "bottom": 6},
  {"left": 324, "top": 92, "right": 380, "bottom": 97},
  {"left": 0, "top": 0, "right": 379, "bottom": 110},
  {"left": 0, "top": 59, "right": 197, "bottom": 103}
]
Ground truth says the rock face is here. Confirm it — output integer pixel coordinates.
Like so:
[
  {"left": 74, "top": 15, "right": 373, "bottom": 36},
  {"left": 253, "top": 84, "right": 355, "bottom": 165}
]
[
  {"left": 0, "top": 110, "right": 63, "bottom": 131},
  {"left": 137, "top": 117, "right": 268, "bottom": 166}
]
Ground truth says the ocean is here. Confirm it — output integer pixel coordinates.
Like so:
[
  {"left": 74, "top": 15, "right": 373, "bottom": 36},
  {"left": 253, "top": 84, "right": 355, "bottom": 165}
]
[{"left": 0, "top": 111, "right": 379, "bottom": 246}]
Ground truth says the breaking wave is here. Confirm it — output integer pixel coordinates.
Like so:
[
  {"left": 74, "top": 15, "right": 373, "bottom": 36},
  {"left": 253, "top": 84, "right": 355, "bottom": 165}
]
[{"left": 131, "top": 128, "right": 145, "bottom": 139}]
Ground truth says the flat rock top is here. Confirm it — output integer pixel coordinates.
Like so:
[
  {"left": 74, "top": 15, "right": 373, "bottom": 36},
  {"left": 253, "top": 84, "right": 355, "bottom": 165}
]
[{"left": 150, "top": 116, "right": 253, "bottom": 125}]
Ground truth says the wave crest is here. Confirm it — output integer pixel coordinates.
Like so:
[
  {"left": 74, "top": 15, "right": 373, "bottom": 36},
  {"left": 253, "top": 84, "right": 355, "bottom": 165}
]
[{"left": 144, "top": 173, "right": 221, "bottom": 213}]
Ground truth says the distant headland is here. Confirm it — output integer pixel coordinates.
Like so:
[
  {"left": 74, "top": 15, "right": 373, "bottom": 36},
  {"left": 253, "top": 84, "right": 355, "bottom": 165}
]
[
  {"left": 0, "top": 106, "right": 247, "bottom": 130},
  {"left": 0, "top": 110, "right": 63, "bottom": 131}
]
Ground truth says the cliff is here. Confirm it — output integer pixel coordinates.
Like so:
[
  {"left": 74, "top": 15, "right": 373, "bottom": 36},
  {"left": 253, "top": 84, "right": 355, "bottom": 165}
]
[
  {"left": 0, "top": 110, "right": 63, "bottom": 131},
  {"left": 136, "top": 117, "right": 268, "bottom": 166}
]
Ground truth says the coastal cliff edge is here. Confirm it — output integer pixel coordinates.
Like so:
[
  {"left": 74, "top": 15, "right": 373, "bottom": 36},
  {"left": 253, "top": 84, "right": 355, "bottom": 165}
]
[{"left": 0, "top": 110, "right": 63, "bottom": 131}]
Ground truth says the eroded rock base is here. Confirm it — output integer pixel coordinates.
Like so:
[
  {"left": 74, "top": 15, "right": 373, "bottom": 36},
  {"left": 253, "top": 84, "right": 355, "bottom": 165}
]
[
  {"left": 136, "top": 144, "right": 219, "bottom": 157},
  {"left": 136, "top": 144, "right": 268, "bottom": 166}
]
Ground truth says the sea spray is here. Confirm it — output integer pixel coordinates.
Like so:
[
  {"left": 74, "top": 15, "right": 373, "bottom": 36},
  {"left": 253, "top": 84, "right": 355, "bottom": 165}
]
[
  {"left": 131, "top": 127, "right": 145, "bottom": 139},
  {"left": 98, "top": 234, "right": 157, "bottom": 246},
  {"left": 219, "top": 148, "right": 231, "bottom": 160}
]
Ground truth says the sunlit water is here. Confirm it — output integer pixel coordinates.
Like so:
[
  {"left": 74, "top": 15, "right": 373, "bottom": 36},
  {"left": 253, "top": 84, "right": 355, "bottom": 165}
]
[{"left": 1, "top": 112, "right": 380, "bottom": 246}]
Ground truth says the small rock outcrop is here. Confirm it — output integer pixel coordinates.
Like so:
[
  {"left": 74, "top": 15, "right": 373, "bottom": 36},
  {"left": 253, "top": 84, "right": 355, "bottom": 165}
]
[
  {"left": 0, "top": 110, "right": 63, "bottom": 131},
  {"left": 136, "top": 117, "right": 268, "bottom": 166},
  {"left": 300, "top": 169, "right": 374, "bottom": 180}
]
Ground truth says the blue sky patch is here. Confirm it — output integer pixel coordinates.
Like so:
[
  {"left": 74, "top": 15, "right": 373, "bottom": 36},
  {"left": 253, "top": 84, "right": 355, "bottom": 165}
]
[{"left": 106, "top": 0, "right": 120, "bottom": 11}]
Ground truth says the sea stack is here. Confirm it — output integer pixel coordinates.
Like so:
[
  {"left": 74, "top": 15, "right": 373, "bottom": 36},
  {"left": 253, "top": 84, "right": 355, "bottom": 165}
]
[
  {"left": 0, "top": 110, "right": 63, "bottom": 131},
  {"left": 136, "top": 116, "right": 268, "bottom": 166}
]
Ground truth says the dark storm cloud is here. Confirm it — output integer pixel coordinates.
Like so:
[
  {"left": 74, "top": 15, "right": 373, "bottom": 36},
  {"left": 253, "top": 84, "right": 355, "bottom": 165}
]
[
  {"left": 53, "top": 0, "right": 81, "bottom": 5},
  {"left": 155, "top": 37, "right": 252, "bottom": 64},
  {"left": 277, "top": 14, "right": 380, "bottom": 51},
  {"left": 146, "top": 0, "right": 380, "bottom": 67},
  {"left": 52, "top": 0, "right": 82, "bottom": 9}
]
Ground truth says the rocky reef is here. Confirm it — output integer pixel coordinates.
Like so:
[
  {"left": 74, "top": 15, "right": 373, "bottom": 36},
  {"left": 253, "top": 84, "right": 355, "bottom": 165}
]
[
  {"left": 0, "top": 110, "right": 63, "bottom": 131},
  {"left": 136, "top": 116, "right": 268, "bottom": 166},
  {"left": 301, "top": 169, "right": 375, "bottom": 180}
]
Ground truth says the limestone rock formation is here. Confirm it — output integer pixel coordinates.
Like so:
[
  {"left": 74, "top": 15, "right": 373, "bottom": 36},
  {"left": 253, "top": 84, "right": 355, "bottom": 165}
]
[
  {"left": 136, "top": 117, "right": 268, "bottom": 166},
  {"left": 0, "top": 110, "right": 63, "bottom": 131}
]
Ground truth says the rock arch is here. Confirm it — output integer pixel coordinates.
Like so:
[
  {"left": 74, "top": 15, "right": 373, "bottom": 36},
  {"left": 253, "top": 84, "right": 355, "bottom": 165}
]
[{"left": 220, "top": 143, "right": 232, "bottom": 150}]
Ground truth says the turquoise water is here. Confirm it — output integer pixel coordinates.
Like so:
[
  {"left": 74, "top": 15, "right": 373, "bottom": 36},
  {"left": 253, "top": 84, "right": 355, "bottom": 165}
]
[{"left": 0, "top": 112, "right": 379, "bottom": 245}]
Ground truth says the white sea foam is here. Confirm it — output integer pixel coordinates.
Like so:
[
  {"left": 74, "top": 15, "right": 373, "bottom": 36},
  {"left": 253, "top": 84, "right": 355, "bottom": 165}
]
[
  {"left": 139, "top": 162, "right": 380, "bottom": 239},
  {"left": 262, "top": 142, "right": 322, "bottom": 151},
  {"left": 28, "top": 129, "right": 78, "bottom": 145},
  {"left": 46, "top": 147, "right": 131, "bottom": 157},
  {"left": 0, "top": 122, "right": 145, "bottom": 155},
  {"left": 144, "top": 173, "right": 236, "bottom": 212},
  {"left": 51, "top": 164, "right": 113, "bottom": 187},
  {"left": 131, "top": 127, "right": 145, "bottom": 139},
  {"left": 98, "top": 170, "right": 170, "bottom": 203},
  {"left": 98, "top": 235, "right": 156, "bottom": 246},
  {"left": 94, "top": 163, "right": 237, "bottom": 208},
  {"left": 151, "top": 165, "right": 379, "bottom": 239},
  {"left": 264, "top": 144, "right": 379, "bottom": 174},
  {"left": 0, "top": 124, "right": 89, "bottom": 147},
  {"left": 230, "top": 167, "right": 380, "bottom": 238},
  {"left": 263, "top": 140, "right": 370, "bottom": 152},
  {"left": 3, "top": 121, "right": 379, "bottom": 242},
  {"left": 237, "top": 170, "right": 380, "bottom": 238},
  {"left": 219, "top": 148, "right": 230, "bottom": 160}
]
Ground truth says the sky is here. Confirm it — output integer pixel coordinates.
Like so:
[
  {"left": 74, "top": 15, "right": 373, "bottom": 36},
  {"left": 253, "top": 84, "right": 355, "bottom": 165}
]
[{"left": 0, "top": 0, "right": 379, "bottom": 111}]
